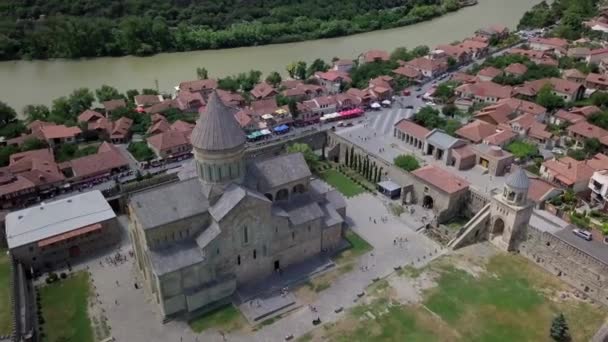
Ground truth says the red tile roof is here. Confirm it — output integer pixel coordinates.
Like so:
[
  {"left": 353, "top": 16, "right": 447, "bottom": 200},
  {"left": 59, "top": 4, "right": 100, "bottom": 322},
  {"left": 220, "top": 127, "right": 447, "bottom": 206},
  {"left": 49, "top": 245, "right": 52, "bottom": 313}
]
[
  {"left": 147, "top": 130, "right": 190, "bottom": 154},
  {"left": 456, "top": 81, "right": 513, "bottom": 100},
  {"left": 530, "top": 37, "right": 569, "bottom": 49},
  {"left": 394, "top": 119, "right": 430, "bottom": 140},
  {"left": 527, "top": 178, "right": 557, "bottom": 203},
  {"left": 147, "top": 119, "right": 171, "bottom": 135},
  {"left": 78, "top": 110, "right": 104, "bottom": 123},
  {"left": 178, "top": 79, "right": 218, "bottom": 92},
  {"left": 504, "top": 63, "right": 528, "bottom": 76},
  {"left": 67, "top": 143, "right": 128, "bottom": 179},
  {"left": 251, "top": 82, "right": 277, "bottom": 99},
  {"left": 39, "top": 125, "right": 81, "bottom": 140},
  {"left": 455, "top": 120, "right": 497, "bottom": 143},
  {"left": 110, "top": 117, "right": 133, "bottom": 139},
  {"left": 543, "top": 157, "right": 594, "bottom": 185},
  {"left": 571, "top": 105, "right": 601, "bottom": 117},
  {"left": 586, "top": 73, "right": 608, "bottom": 87},
  {"left": 483, "top": 129, "right": 516, "bottom": 146},
  {"left": 102, "top": 99, "right": 127, "bottom": 112},
  {"left": 315, "top": 70, "right": 351, "bottom": 83},
  {"left": 553, "top": 110, "right": 585, "bottom": 124},
  {"left": 134, "top": 94, "right": 163, "bottom": 107},
  {"left": 563, "top": 68, "right": 586, "bottom": 80},
  {"left": 170, "top": 120, "right": 195, "bottom": 133},
  {"left": 361, "top": 50, "right": 390, "bottom": 63},
  {"left": 477, "top": 66, "right": 502, "bottom": 79},
  {"left": 567, "top": 121, "right": 608, "bottom": 140},
  {"left": 412, "top": 165, "right": 470, "bottom": 194},
  {"left": 587, "top": 153, "right": 608, "bottom": 171}
]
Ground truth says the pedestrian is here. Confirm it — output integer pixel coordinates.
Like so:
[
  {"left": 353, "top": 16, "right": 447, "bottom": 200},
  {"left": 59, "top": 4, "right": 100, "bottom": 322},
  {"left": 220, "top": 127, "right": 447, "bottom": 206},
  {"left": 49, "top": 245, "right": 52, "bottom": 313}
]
[
  {"left": 373, "top": 219, "right": 376, "bottom": 224},
  {"left": 393, "top": 239, "right": 396, "bottom": 245}
]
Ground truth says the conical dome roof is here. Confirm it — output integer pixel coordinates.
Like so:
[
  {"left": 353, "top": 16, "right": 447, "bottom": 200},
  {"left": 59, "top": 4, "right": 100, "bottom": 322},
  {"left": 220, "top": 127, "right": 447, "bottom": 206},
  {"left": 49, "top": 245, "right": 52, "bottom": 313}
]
[
  {"left": 190, "top": 91, "right": 246, "bottom": 151},
  {"left": 506, "top": 167, "right": 529, "bottom": 190}
]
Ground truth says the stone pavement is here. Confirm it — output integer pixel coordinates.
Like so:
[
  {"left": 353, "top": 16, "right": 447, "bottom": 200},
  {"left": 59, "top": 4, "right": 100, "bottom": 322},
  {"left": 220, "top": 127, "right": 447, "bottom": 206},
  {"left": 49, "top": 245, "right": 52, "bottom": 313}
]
[{"left": 83, "top": 192, "right": 441, "bottom": 342}]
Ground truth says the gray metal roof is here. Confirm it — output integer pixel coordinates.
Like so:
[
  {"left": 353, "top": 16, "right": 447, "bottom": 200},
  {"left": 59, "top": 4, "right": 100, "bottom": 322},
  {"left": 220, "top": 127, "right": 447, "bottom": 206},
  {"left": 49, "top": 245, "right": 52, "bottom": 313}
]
[
  {"left": 277, "top": 194, "right": 324, "bottom": 226},
  {"left": 190, "top": 91, "right": 245, "bottom": 151},
  {"left": 5, "top": 190, "right": 116, "bottom": 249},
  {"left": 130, "top": 178, "right": 209, "bottom": 230},
  {"left": 252, "top": 153, "right": 312, "bottom": 191},
  {"left": 529, "top": 209, "right": 569, "bottom": 234},
  {"left": 506, "top": 168, "right": 529, "bottom": 190},
  {"left": 196, "top": 222, "right": 221, "bottom": 249},
  {"left": 325, "top": 189, "right": 346, "bottom": 211},
  {"left": 426, "top": 130, "right": 462, "bottom": 150},
  {"left": 208, "top": 184, "right": 270, "bottom": 222},
  {"left": 377, "top": 180, "right": 401, "bottom": 192},
  {"left": 149, "top": 240, "right": 205, "bottom": 275},
  {"left": 320, "top": 202, "right": 344, "bottom": 228}
]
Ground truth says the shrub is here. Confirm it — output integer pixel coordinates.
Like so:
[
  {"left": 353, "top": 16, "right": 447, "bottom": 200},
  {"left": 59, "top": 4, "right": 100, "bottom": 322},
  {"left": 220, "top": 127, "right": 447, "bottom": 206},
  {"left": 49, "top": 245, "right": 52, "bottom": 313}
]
[
  {"left": 60, "top": 272, "right": 67, "bottom": 279},
  {"left": 394, "top": 154, "right": 420, "bottom": 171}
]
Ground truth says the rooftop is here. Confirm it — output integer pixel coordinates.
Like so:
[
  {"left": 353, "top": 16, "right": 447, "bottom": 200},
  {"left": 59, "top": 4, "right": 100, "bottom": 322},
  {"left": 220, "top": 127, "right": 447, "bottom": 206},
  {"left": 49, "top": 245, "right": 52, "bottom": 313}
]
[
  {"left": 5, "top": 190, "right": 115, "bottom": 249},
  {"left": 412, "top": 165, "right": 470, "bottom": 194}
]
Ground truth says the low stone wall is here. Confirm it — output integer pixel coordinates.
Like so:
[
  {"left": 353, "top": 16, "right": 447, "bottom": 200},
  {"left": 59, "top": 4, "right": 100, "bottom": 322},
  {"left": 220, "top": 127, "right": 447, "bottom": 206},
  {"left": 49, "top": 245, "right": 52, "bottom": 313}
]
[{"left": 519, "top": 227, "right": 608, "bottom": 306}]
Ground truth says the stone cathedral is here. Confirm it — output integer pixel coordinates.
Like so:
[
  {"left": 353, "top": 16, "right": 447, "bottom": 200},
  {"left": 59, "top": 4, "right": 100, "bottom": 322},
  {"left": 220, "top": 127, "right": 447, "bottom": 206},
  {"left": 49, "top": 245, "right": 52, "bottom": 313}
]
[{"left": 128, "top": 92, "right": 346, "bottom": 319}]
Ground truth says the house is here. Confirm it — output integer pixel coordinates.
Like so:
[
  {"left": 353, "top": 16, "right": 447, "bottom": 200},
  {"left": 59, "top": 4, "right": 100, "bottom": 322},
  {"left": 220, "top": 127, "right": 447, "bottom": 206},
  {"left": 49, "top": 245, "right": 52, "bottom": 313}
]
[
  {"left": 393, "top": 119, "right": 430, "bottom": 151},
  {"left": 147, "top": 119, "right": 171, "bottom": 135},
  {"left": 455, "top": 81, "right": 513, "bottom": 104},
  {"left": 600, "top": 58, "right": 608, "bottom": 73},
  {"left": 134, "top": 94, "right": 163, "bottom": 108},
  {"left": 147, "top": 130, "right": 192, "bottom": 159},
  {"left": 455, "top": 120, "right": 498, "bottom": 143},
  {"left": 78, "top": 110, "right": 104, "bottom": 125},
  {"left": 61, "top": 142, "right": 129, "bottom": 182},
  {"left": 234, "top": 109, "right": 258, "bottom": 132},
  {"left": 177, "top": 79, "right": 218, "bottom": 96},
  {"left": 529, "top": 37, "right": 568, "bottom": 53},
  {"left": 392, "top": 66, "right": 423, "bottom": 81},
  {"left": 37, "top": 125, "right": 81, "bottom": 147},
  {"left": 358, "top": 50, "right": 390, "bottom": 64},
  {"left": 434, "top": 44, "right": 472, "bottom": 65},
  {"left": 301, "top": 96, "right": 339, "bottom": 116},
  {"left": 405, "top": 57, "right": 448, "bottom": 78},
  {"left": 170, "top": 120, "right": 195, "bottom": 134},
  {"left": 367, "top": 76, "right": 394, "bottom": 100},
  {"left": 473, "top": 98, "right": 546, "bottom": 126},
  {"left": 451, "top": 72, "right": 477, "bottom": 84},
  {"left": 332, "top": 59, "right": 354, "bottom": 72},
  {"left": 477, "top": 67, "right": 503, "bottom": 82},
  {"left": 585, "top": 73, "right": 608, "bottom": 90},
  {"left": 515, "top": 78, "right": 585, "bottom": 102},
  {"left": 528, "top": 177, "right": 562, "bottom": 209},
  {"left": 589, "top": 170, "right": 608, "bottom": 208},
  {"left": 250, "top": 82, "right": 277, "bottom": 100},
  {"left": 145, "top": 100, "right": 178, "bottom": 115},
  {"left": 567, "top": 47, "right": 591, "bottom": 60},
  {"left": 527, "top": 122, "right": 553, "bottom": 146},
  {"left": 109, "top": 117, "right": 133, "bottom": 144},
  {"left": 504, "top": 63, "right": 528, "bottom": 77},
  {"left": 217, "top": 89, "right": 245, "bottom": 107},
  {"left": 562, "top": 69, "right": 587, "bottom": 84},
  {"left": 251, "top": 98, "right": 279, "bottom": 117},
  {"left": 424, "top": 130, "right": 467, "bottom": 166},
  {"left": 483, "top": 129, "right": 517, "bottom": 147},
  {"left": 540, "top": 157, "right": 595, "bottom": 192},
  {"left": 566, "top": 121, "right": 608, "bottom": 147},
  {"left": 571, "top": 105, "right": 602, "bottom": 118},
  {"left": 314, "top": 70, "right": 351, "bottom": 94},
  {"left": 459, "top": 39, "right": 490, "bottom": 59},
  {"left": 176, "top": 91, "right": 205, "bottom": 113},
  {"left": 550, "top": 110, "right": 585, "bottom": 126},
  {"left": 507, "top": 48, "right": 558, "bottom": 66},
  {"left": 282, "top": 83, "right": 324, "bottom": 101},
  {"left": 102, "top": 99, "right": 127, "bottom": 115},
  {"left": 586, "top": 48, "right": 608, "bottom": 65}
]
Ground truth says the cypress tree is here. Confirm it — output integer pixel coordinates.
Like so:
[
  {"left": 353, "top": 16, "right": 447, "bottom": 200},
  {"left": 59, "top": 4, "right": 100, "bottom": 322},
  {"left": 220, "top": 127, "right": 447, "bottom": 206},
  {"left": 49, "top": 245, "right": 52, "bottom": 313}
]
[
  {"left": 344, "top": 148, "right": 349, "bottom": 166},
  {"left": 550, "top": 313, "right": 571, "bottom": 342},
  {"left": 349, "top": 147, "right": 355, "bottom": 167}
]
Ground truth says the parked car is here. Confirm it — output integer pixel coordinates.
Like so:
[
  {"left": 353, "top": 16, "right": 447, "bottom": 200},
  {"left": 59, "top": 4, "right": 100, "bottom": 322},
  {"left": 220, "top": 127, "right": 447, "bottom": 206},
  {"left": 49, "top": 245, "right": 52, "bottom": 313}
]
[
  {"left": 403, "top": 90, "right": 411, "bottom": 96},
  {"left": 415, "top": 87, "right": 422, "bottom": 92},
  {"left": 405, "top": 105, "right": 414, "bottom": 109},
  {"left": 573, "top": 228, "right": 592, "bottom": 241}
]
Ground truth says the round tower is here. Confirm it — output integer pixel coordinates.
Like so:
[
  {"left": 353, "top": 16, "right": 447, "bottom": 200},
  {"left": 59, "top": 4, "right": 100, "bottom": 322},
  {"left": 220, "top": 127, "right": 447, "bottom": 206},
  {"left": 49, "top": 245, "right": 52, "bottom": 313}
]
[
  {"left": 502, "top": 167, "right": 529, "bottom": 206},
  {"left": 190, "top": 91, "right": 246, "bottom": 185}
]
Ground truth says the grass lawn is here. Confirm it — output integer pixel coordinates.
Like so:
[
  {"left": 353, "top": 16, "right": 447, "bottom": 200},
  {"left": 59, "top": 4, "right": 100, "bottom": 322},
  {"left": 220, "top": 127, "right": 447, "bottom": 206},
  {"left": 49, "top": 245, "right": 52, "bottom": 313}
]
[
  {"left": 189, "top": 305, "right": 246, "bottom": 333},
  {"left": 318, "top": 169, "right": 365, "bottom": 197},
  {"left": 506, "top": 140, "right": 538, "bottom": 159},
  {"left": 316, "top": 253, "right": 605, "bottom": 342},
  {"left": 40, "top": 271, "right": 94, "bottom": 342},
  {"left": 0, "top": 250, "right": 11, "bottom": 335}
]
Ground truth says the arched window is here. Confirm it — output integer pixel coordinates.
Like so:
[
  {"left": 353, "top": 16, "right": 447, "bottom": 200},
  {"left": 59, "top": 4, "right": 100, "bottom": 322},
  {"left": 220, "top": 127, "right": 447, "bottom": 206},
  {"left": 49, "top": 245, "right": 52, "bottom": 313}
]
[
  {"left": 293, "top": 184, "right": 306, "bottom": 194},
  {"left": 292, "top": 232, "right": 295, "bottom": 240},
  {"left": 237, "top": 255, "right": 241, "bottom": 265},
  {"left": 243, "top": 226, "right": 249, "bottom": 244},
  {"left": 253, "top": 250, "right": 257, "bottom": 259},
  {"left": 264, "top": 193, "right": 273, "bottom": 201},
  {"left": 276, "top": 188, "right": 289, "bottom": 201},
  {"left": 263, "top": 245, "right": 267, "bottom": 257}
]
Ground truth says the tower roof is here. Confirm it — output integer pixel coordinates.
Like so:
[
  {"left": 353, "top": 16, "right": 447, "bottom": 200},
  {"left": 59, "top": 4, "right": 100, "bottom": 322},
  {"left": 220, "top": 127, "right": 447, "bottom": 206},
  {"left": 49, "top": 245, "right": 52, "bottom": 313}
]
[
  {"left": 506, "top": 168, "right": 529, "bottom": 190},
  {"left": 190, "top": 91, "right": 245, "bottom": 151}
]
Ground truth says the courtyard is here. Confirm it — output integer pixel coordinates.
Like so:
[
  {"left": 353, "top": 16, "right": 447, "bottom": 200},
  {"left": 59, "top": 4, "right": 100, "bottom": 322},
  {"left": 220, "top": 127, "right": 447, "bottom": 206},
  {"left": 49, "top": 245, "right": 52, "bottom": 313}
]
[{"left": 303, "top": 244, "right": 606, "bottom": 342}]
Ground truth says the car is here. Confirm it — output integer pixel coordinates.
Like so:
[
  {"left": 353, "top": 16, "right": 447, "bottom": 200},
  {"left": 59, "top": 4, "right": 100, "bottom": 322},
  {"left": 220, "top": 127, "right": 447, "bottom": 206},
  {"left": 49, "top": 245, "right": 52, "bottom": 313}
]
[
  {"left": 416, "top": 94, "right": 421, "bottom": 98},
  {"left": 403, "top": 90, "right": 411, "bottom": 96},
  {"left": 425, "top": 101, "right": 435, "bottom": 106},
  {"left": 415, "top": 87, "right": 422, "bottom": 92},
  {"left": 405, "top": 105, "right": 414, "bottom": 109},
  {"left": 337, "top": 121, "right": 345, "bottom": 127},
  {"left": 573, "top": 228, "right": 592, "bottom": 241}
]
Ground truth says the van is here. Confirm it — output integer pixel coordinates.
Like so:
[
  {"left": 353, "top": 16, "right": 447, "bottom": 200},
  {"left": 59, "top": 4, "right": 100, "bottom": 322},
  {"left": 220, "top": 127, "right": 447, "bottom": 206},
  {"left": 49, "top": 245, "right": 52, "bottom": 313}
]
[{"left": 573, "top": 228, "right": 592, "bottom": 241}]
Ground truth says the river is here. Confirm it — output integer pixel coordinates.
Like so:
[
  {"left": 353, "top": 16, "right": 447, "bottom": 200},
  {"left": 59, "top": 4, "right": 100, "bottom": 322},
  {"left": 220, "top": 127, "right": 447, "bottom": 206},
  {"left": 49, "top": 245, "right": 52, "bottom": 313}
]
[{"left": 0, "top": 0, "right": 542, "bottom": 114}]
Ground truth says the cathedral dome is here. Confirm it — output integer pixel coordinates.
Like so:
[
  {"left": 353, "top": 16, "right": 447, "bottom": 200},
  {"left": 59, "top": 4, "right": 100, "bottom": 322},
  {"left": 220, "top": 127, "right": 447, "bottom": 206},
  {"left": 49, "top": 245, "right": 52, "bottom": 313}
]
[
  {"left": 190, "top": 91, "right": 246, "bottom": 152},
  {"left": 505, "top": 168, "right": 529, "bottom": 190}
]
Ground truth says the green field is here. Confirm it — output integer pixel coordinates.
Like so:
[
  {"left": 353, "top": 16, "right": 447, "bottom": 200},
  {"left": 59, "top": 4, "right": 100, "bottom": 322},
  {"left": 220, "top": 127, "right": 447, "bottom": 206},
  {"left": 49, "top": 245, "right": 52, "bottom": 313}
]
[
  {"left": 0, "top": 250, "right": 11, "bottom": 335},
  {"left": 506, "top": 140, "right": 538, "bottom": 159},
  {"left": 315, "top": 253, "right": 605, "bottom": 342},
  {"left": 39, "top": 272, "right": 94, "bottom": 342},
  {"left": 319, "top": 169, "right": 365, "bottom": 197},
  {"left": 189, "top": 304, "right": 246, "bottom": 333}
]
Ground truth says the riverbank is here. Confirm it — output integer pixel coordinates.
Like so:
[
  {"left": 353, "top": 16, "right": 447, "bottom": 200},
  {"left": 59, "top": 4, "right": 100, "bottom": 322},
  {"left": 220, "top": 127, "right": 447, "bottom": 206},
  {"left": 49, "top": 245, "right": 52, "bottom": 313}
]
[{"left": 0, "top": 0, "right": 542, "bottom": 113}]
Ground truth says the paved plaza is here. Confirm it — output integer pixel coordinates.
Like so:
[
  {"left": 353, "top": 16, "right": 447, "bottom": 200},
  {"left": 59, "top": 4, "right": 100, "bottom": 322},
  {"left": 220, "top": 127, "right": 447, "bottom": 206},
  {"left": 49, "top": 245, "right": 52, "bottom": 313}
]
[{"left": 80, "top": 191, "right": 441, "bottom": 342}]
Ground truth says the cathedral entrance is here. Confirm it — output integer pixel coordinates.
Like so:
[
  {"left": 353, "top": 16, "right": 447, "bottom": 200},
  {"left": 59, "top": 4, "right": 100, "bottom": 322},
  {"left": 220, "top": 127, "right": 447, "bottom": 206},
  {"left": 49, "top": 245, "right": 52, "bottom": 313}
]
[
  {"left": 423, "top": 195, "right": 434, "bottom": 209},
  {"left": 491, "top": 218, "right": 505, "bottom": 241}
]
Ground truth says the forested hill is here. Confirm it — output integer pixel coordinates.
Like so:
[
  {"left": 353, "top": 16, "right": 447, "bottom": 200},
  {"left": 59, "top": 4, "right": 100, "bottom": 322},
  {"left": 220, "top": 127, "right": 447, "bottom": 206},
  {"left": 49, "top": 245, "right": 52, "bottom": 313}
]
[{"left": 0, "top": 0, "right": 462, "bottom": 60}]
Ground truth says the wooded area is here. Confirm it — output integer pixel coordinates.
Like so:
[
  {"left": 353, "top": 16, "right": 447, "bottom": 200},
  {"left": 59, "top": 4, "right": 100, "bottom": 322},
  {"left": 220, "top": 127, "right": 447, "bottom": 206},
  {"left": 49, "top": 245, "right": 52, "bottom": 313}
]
[{"left": 0, "top": 0, "right": 460, "bottom": 60}]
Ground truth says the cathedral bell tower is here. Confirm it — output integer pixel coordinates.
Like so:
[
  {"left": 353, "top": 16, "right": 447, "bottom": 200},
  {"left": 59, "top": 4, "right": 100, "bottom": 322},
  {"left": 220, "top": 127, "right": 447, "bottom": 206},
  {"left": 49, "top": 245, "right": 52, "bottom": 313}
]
[
  {"left": 489, "top": 168, "right": 534, "bottom": 251},
  {"left": 190, "top": 91, "right": 247, "bottom": 203}
]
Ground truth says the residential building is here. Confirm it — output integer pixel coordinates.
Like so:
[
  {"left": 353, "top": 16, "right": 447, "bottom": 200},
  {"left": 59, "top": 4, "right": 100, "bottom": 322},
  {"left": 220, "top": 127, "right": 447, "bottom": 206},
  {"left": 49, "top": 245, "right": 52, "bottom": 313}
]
[
  {"left": 529, "top": 37, "right": 568, "bottom": 54},
  {"left": 527, "top": 177, "right": 562, "bottom": 209},
  {"left": 405, "top": 57, "right": 448, "bottom": 78},
  {"left": 332, "top": 59, "right": 354, "bottom": 72},
  {"left": 585, "top": 73, "right": 608, "bottom": 90},
  {"left": 472, "top": 144, "right": 514, "bottom": 176},
  {"left": 177, "top": 79, "right": 218, "bottom": 97},
  {"left": 477, "top": 67, "right": 502, "bottom": 81},
  {"left": 314, "top": 71, "right": 351, "bottom": 94},
  {"left": 541, "top": 157, "right": 595, "bottom": 192},
  {"left": 550, "top": 109, "right": 585, "bottom": 126},
  {"left": 567, "top": 47, "right": 591, "bottom": 60},
  {"left": 147, "top": 130, "right": 192, "bottom": 159},
  {"left": 38, "top": 125, "right": 82, "bottom": 147},
  {"left": 393, "top": 119, "right": 430, "bottom": 151},
  {"left": 455, "top": 120, "right": 498, "bottom": 144},
  {"left": 562, "top": 69, "right": 587, "bottom": 84},
  {"left": 176, "top": 91, "right": 205, "bottom": 113},
  {"left": 6, "top": 190, "right": 120, "bottom": 271},
  {"left": 358, "top": 50, "right": 390, "bottom": 64},
  {"left": 515, "top": 78, "right": 585, "bottom": 102},
  {"left": 424, "top": 130, "right": 467, "bottom": 166},
  {"left": 475, "top": 25, "right": 509, "bottom": 39},
  {"left": 483, "top": 129, "right": 517, "bottom": 147},
  {"left": 566, "top": 121, "right": 608, "bottom": 147},
  {"left": 586, "top": 48, "right": 608, "bottom": 65},
  {"left": 60, "top": 142, "right": 129, "bottom": 183},
  {"left": 504, "top": 63, "right": 528, "bottom": 77},
  {"left": 102, "top": 99, "right": 127, "bottom": 115},
  {"left": 455, "top": 81, "right": 513, "bottom": 104},
  {"left": 250, "top": 82, "right": 277, "bottom": 100},
  {"left": 392, "top": 66, "right": 423, "bottom": 81},
  {"left": 109, "top": 117, "right": 133, "bottom": 144}
]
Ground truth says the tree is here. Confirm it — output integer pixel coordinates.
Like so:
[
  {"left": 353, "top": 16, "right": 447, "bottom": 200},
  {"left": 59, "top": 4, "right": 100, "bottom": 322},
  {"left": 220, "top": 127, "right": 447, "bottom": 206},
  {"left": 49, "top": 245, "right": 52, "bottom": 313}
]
[
  {"left": 286, "top": 62, "right": 298, "bottom": 79},
  {"left": 95, "top": 85, "right": 122, "bottom": 103},
  {"left": 23, "top": 104, "right": 50, "bottom": 123},
  {"left": 196, "top": 67, "right": 209, "bottom": 80},
  {"left": 433, "top": 83, "right": 455, "bottom": 103},
  {"left": 412, "top": 45, "right": 430, "bottom": 57},
  {"left": 307, "top": 58, "right": 330, "bottom": 77},
  {"left": 390, "top": 47, "right": 414, "bottom": 62},
  {"left": 550, "top": 313, "right": 571, "bottom": 342},
  {"left": 584, "top": 138, "right": 601, "bottom": 156},
  {"left": 288, "top": 99, "right": 298, "bottom": 119},
  {"left": 0, "top": 101, "right": 17, "bottom": 126},
  {"left": 0, "top": 145, "right": 19, "bottom": 166},
  {"left": 21, "top": 138, "right": 47, "bottom": 151},
  {"left": 442, "top": 104, "right": 458, "bottom": 117},
  {"left": 536, "top": 84, "right": 565, "bottom": 111},
  {"left": 591, "top": 91, "right": 608, "bottom": 108},
  {"left": 344, "top": 148, "right": 349, "bottom": 165},
  {"left": 414, "top": 106, "right": 444, "bottom": 129},
  {"left": 142, "top": 88, "right": 158, "bottom": 95},
  {"left": 126, "top": 89, "right": 140, "bottom": 103},
  {"left": 296, "top": 61, "right": 307, "bottom": 80},
  {"left": 394, "top": 154, "right": 420, "bottom": 171},
  {"left": 68, "top": 88, "right": 95, "bottom": 118},
  {"left": 286, "top": 143, "right": 318, "bottom": 168},
  {"left": 265, "top": 71, "right": 282, "bottom": 87}
]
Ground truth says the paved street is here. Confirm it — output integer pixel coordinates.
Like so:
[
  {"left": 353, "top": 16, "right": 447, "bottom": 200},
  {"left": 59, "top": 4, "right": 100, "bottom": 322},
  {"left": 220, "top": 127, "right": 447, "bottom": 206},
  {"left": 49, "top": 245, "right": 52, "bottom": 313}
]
[{"left": 84, "top": 191, "right": 441, "bottom": 342}]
